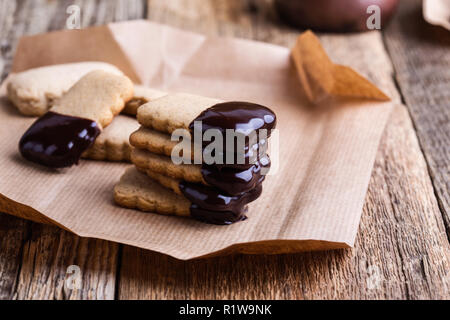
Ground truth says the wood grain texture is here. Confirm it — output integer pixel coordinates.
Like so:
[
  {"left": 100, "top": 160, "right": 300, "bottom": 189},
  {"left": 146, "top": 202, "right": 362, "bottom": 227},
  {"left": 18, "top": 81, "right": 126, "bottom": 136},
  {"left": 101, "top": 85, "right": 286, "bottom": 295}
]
[
  {"left": 13, "top": 224, "right": 118, "bottom": 300},
  {"left": 0, "top": 0, "right": 29, "bottom": 301},
  {"left": 0, "top": 214, "right": 29, "bottom": 300},
  {"left": 383, "top": 0, "right": 450, "bottom": 238},
  {"left": 116, "top": 0, "right": 449, "bottom": 300},
  {"left": 0, "top": 0, "right": 147, "bottom": 300}
]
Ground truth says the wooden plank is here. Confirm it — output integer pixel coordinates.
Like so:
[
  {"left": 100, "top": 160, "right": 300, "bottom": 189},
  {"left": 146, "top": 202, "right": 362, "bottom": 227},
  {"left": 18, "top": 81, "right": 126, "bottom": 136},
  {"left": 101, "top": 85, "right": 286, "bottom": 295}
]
[
  {"left": 0, "top": 0, "right": 146, "bottom": 300},
  {"left": 0, "top": 0, "right": 29, "bottom": 301},
  {"left": 0, "top": 0, "right": 17, "bottom": 80},
  {"left": 116, "top": 0, "right": 449, "bottom": 299},
  {"left": 0, "top": 214, "right": 29, "bottom": 300},
  {"left": 13, "top": 225, "right": 118, "bottom": 300},
  {"left": 383, "top": 0, "right": 450, "bottom": 238}
]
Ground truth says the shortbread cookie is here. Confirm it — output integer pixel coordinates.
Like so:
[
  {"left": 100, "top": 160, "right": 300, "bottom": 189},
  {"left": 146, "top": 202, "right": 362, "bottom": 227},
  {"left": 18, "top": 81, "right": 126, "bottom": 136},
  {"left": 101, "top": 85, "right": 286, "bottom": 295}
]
[
  {"left": 136, "top": 166, "right": 183, "bottom": 195},
  {"left": 130, "top": 126, "right": 199, "bottom": 162},
  {"left": 130, "top": 126, "right": 267, "bottom": 167},
  {"left": 131, "top": 148, "right": 204, "bottom": 184},
  {"left": 115, "top": 167, "right": 256, "bottom": 225},
  {"left": 19, "top": 70, "right": 134, "bottom": 168},
  {"left": 82, "top": 115, "right": 139, "bottom": 162},
  {"left": 133, "top": 147, "right": 270, "bottom": 196},
  {"left": 114, "top": 167, "right": 190, "bottom": 216},
  {"left": 130, "top": 126, "right": 178, "bottom": 157},
  {"left": 123, "top": 85, "right": 167, "bottom": 115},
  {"left": 137, "top": 93, "right": 222, "bottom": 134},
  {"left": 7, "top": 62, "right": 123, "bottom": 116},
  {"left": 51, "top": 70, "right": 133, "bottom": 129}
]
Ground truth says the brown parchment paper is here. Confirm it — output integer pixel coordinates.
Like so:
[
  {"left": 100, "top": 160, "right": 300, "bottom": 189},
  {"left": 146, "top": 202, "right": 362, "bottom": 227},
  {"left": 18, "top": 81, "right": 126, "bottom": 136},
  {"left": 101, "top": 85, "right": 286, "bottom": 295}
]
[
  {"left": 291, "top": 30, "right": 389, "bottom": 103},
  {"left": 0, "top": 20, "right": 393, "bottom": 260}
]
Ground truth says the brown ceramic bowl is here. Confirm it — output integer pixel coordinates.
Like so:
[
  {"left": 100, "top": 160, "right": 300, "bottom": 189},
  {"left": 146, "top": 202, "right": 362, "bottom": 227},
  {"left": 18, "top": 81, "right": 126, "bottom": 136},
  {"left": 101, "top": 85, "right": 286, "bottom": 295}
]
[{"left": 275, "top": 0, "right": 399, "bottom": 32}]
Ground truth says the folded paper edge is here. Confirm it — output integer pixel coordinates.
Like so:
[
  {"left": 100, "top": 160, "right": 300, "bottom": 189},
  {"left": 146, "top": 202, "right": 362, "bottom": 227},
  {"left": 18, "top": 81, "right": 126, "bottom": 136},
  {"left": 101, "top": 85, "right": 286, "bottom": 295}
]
[
  {"left": 193, "top": 240, "right": 351, "bottom": 260},
  {"left": 423, "top": 0, "right": 450, "bottom": 30},
  {"left": 291, "top": 30, "right": 390, "bottom": 103},
  {"left": 0, "top": 193, "right": 69, "bottom": 229},
  {"left": 0, "top": 191, "right": 351, "bottom": 260},
  {"left": 74, "top": 225, "right": 353, "bottom": 260},
  {"left": 11, "top": 25, "right": 142, "bottom": 83}
]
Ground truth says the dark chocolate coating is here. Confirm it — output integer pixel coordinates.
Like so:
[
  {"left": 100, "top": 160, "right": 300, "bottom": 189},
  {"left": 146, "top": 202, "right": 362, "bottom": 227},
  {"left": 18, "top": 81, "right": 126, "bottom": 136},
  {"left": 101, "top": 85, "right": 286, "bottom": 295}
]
[
  {"left": 190, "top": 101, "right": 275, "bottom": 169},
  {"left": 209, "top": 139, "right": 268, "bottom": 170},
  {"left": 184, "top": 101, "right": 276, "bottom": 225},
  {"left": 190, "top": 100, "right": 275, "bottom": 169},
  {"left": 202, "top": 155, "right": 270, "bottom": 196},
  {"left": 180, "top": 182, "right": 263, "bottom": 225},
  {"left": 190, "top": 206, "right": 248, "bottom": 225},
  {"left": 189, "top": 101, "right": 276, "bottom": 148},
  {"left": 19, "top": 111, "right": 100, "bottom": 168}
]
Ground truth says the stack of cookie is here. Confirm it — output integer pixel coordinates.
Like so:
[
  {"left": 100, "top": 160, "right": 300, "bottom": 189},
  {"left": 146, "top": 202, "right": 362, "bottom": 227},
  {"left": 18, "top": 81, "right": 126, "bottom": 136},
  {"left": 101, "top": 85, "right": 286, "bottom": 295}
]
[{"left": 114, "top": 93, "right": 277, "bottom": 225}]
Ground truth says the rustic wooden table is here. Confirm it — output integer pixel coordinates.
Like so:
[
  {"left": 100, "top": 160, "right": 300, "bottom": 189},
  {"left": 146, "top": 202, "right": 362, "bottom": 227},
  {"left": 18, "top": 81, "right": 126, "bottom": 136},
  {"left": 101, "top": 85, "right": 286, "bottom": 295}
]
[{"left": 0, "top": 0, "right": 448, "bottom": 300}]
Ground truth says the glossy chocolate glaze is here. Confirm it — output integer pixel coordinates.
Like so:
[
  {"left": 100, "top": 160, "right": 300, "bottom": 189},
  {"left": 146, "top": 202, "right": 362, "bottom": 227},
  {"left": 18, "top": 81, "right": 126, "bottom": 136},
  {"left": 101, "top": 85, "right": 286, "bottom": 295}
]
[
  {"left": 211, "top": 139, "right": 268, "bottom": 170},
  {"left": 190, "top": 206, "right": 248, "bottom": 225},
  {"left": 182, "top": 101, "right": 276, "bottom": 224},
  {"left": 180, "top": 182, "right": 263, "bottom": 225},
  {"left": 19, "top": 111, "right": 100, "bottom": 168},
  {"left": 189, "top": 101, "right": 276, "bottom": 146},
  {"left": 202, "top": 155, "right": 270, "bottom": 195},
  {"left": 190, "top": 101, "right": 275, "bottom": 169}
]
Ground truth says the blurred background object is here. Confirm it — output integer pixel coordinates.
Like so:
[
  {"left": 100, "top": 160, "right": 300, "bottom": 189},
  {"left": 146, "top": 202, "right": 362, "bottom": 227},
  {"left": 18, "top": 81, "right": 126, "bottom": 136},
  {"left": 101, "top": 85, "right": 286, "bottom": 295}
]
[
  {"left": 275, "top": 0, "right": 399, "bottom": 32},
  {"left": 423, "top": 0, "right": 450, "bottom": 30}
]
